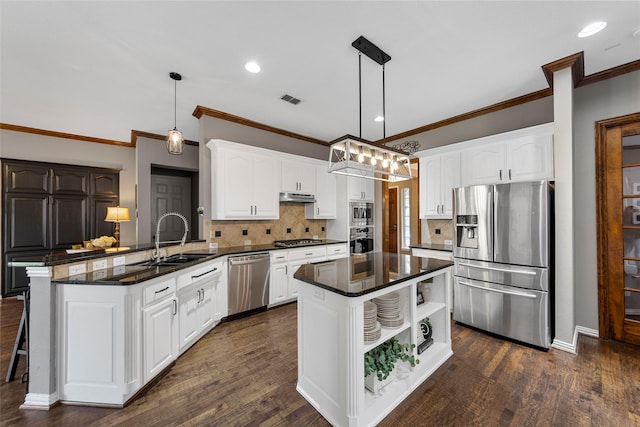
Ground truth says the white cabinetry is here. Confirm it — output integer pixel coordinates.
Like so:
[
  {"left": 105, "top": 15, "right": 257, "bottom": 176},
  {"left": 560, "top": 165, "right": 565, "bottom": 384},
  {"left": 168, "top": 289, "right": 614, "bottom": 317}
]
[
  {"left": 269, "top": 244, "right": 348, "bottom": 306},
  {"left": 296, "top": 265, "right": 453, "bottom": 427},
  {"left": 305, "top": 164, "right": 337, "bottom": 219},
  {"left": 176, "top": 259, "right": 224, "bottom": 354},
  {"left": 143, "top": 278, "right": 178, "bottom": 383},
  {"left": 348, "top": 175, "right": 374, "bottom": 201},
  {"left": 418, "top": 151, "right": 460, "bottom": 218},
  {"left": 461, "top": 124, "right": 554, "bottom": 186},
  {"left": 57, "top": 282, "right": 145, "bottom": 405},
  {"left": 281, "top": 159, "right": 316, "bottom": 193},
  {"left": 207, "top": 140, "right": 280, "bottom": 219}
]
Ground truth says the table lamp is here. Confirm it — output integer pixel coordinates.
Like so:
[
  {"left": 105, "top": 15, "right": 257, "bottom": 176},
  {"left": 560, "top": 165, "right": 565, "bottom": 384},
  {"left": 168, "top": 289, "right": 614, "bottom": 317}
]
[{"left": 105, "top": 206, "right": 130, "bottom": 247}]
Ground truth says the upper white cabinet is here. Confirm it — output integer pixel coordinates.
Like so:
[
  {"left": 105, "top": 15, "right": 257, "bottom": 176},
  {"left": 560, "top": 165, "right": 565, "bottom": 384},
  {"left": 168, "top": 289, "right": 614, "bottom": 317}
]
[
  {"left": 461, "top": 124, "right": 554, "bottom": 186},
  {"left": 208, "top": 140, "right": 280, "bottom": 219},
  {"left": 348, "top": 175, "right": 374, "bottom": 201},
  {"left": 306, "top": 164, "right": 337, "bottom": 219},
  {"left": 281, "top": 159, "right": 316, "bottom": 194},
  {"left": 418, "top": 151, "right": 460, "bottom": 218}
]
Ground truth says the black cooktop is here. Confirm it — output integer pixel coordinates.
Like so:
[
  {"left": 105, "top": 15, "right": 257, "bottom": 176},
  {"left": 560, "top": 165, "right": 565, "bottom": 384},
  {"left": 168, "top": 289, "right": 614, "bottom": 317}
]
[{"left": 273, "top": 239, "right": 324, "bottom": 248}]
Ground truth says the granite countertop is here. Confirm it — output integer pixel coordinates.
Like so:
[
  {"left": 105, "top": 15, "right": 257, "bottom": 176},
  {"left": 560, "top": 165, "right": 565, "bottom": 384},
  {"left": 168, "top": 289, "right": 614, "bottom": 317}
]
[
  {"left": 294, "top": 252, "right": 453, "bottom": 297},
  {"left": 410, "top": 243, "right": 453, "bottom": 252},
  {"left": 48, "top": 239, "right": 347, "bottom": 286}
]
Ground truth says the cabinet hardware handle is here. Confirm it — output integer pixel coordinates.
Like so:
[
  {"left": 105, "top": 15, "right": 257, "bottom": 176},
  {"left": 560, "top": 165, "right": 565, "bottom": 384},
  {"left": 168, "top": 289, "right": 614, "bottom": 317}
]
[
  {"left": 305, "top": 253, "right": 313, "bottom": 256},
  {"left": 458, "top": 280, "right": 537, "bottom": 299},
  {"left": 285, "top": 266, "right": 288, "bottom": 275},
  {"left": 254, "top": 205, "right": 257, "bottom": 215},
  {"left": 509, "top": 169, "right": 512, "bottom": 180},
  {"left": 191, "top": 267, "right": 218, "bottom": 279},
  {"left": 457, "top": 262, "right": 536, "bottom": 276},
  {"left": 499, "top": 169, "right": 503, "bottom": 180},
  {"left": 317, "top": 207, "right": 320, "bottom": 215},
  {"left": 155, "top": 286, "right": 169, "bottom": 294},
  {"left": 172, "top": 299, "right": 177, "bottom": 315}
]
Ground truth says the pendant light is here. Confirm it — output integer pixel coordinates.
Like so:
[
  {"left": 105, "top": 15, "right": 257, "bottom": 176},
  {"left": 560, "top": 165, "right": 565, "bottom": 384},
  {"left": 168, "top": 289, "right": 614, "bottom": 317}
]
[
  {"left": 166, "top": 72, "right": 184, "bottom": 155},
  {"left": 328, "top": 36, "right": 412, "bottom": 182}
]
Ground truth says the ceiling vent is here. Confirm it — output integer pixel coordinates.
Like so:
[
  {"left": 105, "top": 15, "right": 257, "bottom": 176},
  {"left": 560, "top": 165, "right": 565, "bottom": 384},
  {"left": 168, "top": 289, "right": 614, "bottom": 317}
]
[{"left": 281, "top": 94, "right": 301, "bottom": 105}]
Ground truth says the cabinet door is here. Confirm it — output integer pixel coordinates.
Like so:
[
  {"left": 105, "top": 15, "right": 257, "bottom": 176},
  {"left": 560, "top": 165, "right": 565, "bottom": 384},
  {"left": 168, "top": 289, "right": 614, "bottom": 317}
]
[
  {"left": 52, "top": 167, "right": 89, "bottom": 195},
  {"left": 214, "top": 267, "right": 228, "bottom": 322},
  {"left": 222, "top": 149, "right": 253, "bottom": 217},
  {"left": 91, "top": 172, "right": 119, "bottom": 197},
  {"left": 419, "top": 156, "right": 441, "bottom": 218},
  {"left": 361, "top": 176, "right": 374, "bottom": 201},
  {"left": 506, "top": 135, "right": 554, "bottom": 182},
  {"left": 270, "top": 263, "right": 289, "bottom": 304},
  {"left": 281, "top": 159, "right": 299, "bottom": 192},
  {"left": 462, "top": 143, "right": 505, "bottom": 185},
  {"left": 440, "top": 152, "right": 461, "bottom": 217},
  {"left": 92, "top": 198, "right": 118, "bottom": 239},
  {"left": 51, "top": 195, "right": 88, "bottom": 248},
  {"left": 297, "top": 165, "right": 316, "bottom": 194},
  {"left": 143, "top": 298, "right": 176, "bottom": 382},
  {"left": 308, "top": 165, "right": 336, "bottom": 219},
  {"left": 3, "top": 250, "right": 50, "bottom": 296},
  {"left": 199, "top": 283, "right": 215, "bottom": 331},
  {"left": 348, "top": 175, "right": 374, "bottom": 201},
  {"left": 4, "top": 194, "right": 49, "bottom": 250},
  {"left": 178, "top": 287, "right": 200, "bottom": 353},
  {"left": 4, "top": 162, "right": 49, "bottom": 193},
  {"left": 288, "top": 261, "right": 304, "bottom": 299},
  {"left": 252, "top": 153, "right": 279, "bottom": 219}
]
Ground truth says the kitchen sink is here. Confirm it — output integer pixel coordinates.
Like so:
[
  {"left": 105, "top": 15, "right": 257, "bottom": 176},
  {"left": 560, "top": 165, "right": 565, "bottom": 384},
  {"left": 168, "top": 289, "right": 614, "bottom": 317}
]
[{"left": 133, "top": 253, "right": 211, "bottom": 267}]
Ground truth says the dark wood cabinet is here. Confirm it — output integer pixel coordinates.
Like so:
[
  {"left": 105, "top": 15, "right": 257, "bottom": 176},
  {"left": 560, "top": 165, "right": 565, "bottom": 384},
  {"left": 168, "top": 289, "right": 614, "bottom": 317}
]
[{"left": 2, "top": 159, "right": 120, "bottom": 296}]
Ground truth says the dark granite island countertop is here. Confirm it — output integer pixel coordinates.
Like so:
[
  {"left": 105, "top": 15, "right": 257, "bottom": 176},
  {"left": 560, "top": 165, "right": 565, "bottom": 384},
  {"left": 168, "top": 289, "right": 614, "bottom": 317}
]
[{"left": 294, "top": 252, "right": 453, "bottom": 297}]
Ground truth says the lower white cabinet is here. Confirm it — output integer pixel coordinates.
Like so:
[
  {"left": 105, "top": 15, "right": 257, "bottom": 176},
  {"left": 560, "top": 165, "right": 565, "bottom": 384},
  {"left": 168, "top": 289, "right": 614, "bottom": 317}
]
[
  {"left": 269, "top": 244, "right": 348, "bottom": 306},
  {"left": 143, "top": 291, "right": 177, "bottom": 383},
  {"left": 177, "top": 259, "right": 224, "bottom": 354}
]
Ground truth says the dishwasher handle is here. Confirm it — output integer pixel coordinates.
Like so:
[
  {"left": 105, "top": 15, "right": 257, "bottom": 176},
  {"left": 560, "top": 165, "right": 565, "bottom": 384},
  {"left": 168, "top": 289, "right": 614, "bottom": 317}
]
[{"left": 228, "top": 253, "right": 270, "bottom": 266}]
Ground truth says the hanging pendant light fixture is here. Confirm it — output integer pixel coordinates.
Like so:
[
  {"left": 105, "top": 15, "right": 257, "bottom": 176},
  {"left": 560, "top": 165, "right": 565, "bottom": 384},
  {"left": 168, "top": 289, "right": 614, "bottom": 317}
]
[
  {"left": 166, "top": 72, "right": 184, "bottom": 155},
  {"left": 328, "top": 36, "right": 412, "bottom": 182}
]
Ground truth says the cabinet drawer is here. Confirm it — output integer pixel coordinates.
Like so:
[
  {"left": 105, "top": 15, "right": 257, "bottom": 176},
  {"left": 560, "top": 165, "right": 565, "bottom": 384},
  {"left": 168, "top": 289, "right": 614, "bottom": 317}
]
[
  {"left": 288, "top": 246, "right": 327, "bottom": 262},
  {"left": 326, "top": 244, "right": 348, "bottom": 258},
  {"left": 270, "top": 251, "right": 289, "bottom": 264},
  {"left": 143, "top": 278, "right": 176, "bottom": 306},
  {"left": 177, "top": 260, "right": 223, "bottom": 291}
]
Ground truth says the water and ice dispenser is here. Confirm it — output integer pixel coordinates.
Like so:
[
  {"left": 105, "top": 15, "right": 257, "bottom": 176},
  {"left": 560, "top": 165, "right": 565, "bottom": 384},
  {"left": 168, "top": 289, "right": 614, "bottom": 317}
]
[{"left": 456, "top": 215, "right": 478, "bottom": 249}]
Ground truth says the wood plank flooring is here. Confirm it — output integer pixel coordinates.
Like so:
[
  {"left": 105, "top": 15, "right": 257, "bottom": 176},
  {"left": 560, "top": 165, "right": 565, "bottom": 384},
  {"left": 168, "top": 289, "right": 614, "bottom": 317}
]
[{"left": 1, "top": 296, "right": 639, "bottom": 426}]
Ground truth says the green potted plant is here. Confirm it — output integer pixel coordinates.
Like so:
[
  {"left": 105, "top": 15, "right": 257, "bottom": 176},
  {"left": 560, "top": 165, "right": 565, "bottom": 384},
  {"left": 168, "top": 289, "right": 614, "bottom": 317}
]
[{"left": 364, "top": 337, "right": 419, "bottom": 392}]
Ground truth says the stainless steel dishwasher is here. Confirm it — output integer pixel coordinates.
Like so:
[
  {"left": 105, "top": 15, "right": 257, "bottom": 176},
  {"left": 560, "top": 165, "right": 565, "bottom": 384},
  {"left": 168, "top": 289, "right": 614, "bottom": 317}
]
[{"left": 227, "top": 252, "right": 270, "bottom": 316}]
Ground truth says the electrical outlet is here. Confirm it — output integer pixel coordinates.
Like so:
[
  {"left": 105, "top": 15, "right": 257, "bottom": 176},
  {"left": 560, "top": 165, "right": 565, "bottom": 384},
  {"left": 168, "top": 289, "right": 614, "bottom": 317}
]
[
  {"left": 93, "top": 270, "right": 107, "bottom": 280},
  {"left": 313, "top": 235, "right": 318, "bottom": 239},
  {"left": 209, "top": 242, "right": 218, "bottom": 250},
  {"left": 313, "top": 288, "right": 325, "bottom": 300},
  {"left": 112, "top": 256, "right": 126, "bottom": 266},
  {"left": 113, "top": 265, "right": 125, "bottom": 275},
  {"left": 244, "top": 240, "right": 252, "bottom": 246},
  {"left": 93, "top": 260, "right": 108, "bottom": 271},
  {"left": 444, "top": 239, "right": 453, "bottom": 246},
  {"left": 69, "top": 263, "right": 86, "bottom": 275}
]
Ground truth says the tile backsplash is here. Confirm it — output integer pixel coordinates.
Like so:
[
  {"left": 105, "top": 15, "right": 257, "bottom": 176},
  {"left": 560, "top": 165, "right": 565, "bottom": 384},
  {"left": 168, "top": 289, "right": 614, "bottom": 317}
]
[
  {"left": 207, "top": 204, "right": 327, "bottom": 247},
  {"left": 422, "top": 219, "right": 453, "bottom": 244}
]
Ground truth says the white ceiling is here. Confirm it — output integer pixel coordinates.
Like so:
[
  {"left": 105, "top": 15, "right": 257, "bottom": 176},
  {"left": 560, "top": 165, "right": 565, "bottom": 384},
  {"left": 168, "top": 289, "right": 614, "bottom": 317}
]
[{"left": 1, "top": 1, "right": 639, "bottom": 145}]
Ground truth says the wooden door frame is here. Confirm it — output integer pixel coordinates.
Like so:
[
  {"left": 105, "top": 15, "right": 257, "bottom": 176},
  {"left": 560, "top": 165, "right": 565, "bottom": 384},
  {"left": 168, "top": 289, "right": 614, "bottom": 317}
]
[
  {"left": 382, "top": 158, "right": 421, "bottom": 254},
  {"left": 596, "top": 112, "right": 640, "bottom": 339}
]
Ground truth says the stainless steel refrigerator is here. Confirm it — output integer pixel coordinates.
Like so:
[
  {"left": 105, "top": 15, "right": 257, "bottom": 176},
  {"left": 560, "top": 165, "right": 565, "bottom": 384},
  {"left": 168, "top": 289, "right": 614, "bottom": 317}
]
[{"left": 452, "top": 181, "right": 553, "bottom": 349}]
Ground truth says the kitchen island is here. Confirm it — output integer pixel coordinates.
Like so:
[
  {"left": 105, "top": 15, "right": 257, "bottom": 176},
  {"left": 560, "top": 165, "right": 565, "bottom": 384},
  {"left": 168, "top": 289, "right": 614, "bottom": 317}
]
[{"left": 293, "top": 252, "right": 453, "bottom": 427}]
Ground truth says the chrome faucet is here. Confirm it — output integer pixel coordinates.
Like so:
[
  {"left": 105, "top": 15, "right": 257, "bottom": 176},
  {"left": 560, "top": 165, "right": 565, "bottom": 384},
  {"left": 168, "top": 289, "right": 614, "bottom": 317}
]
[{"left": 153, "top": 212, "right": 189, "bottom": 260}]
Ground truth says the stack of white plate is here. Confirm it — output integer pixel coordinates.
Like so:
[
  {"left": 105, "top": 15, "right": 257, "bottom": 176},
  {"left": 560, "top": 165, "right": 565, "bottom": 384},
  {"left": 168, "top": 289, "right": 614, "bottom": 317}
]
[
  {"left": 373, "top": 292, "right": 404, "bottom": 328},
  {"left": 364, "top": 301, "right": 381, "bottom": 343}
]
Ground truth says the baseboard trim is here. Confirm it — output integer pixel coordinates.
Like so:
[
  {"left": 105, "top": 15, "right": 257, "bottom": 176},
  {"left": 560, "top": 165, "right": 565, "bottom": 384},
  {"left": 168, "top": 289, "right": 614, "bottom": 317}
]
[
  {"left": 21, "top": 392, "right": 59, "bottom": 410},
  {"left": 575, "top": 325, "right": 599, "bottom": 338},
  {"left": 551, "top": 338, "right": 577, "bottom": 354}
]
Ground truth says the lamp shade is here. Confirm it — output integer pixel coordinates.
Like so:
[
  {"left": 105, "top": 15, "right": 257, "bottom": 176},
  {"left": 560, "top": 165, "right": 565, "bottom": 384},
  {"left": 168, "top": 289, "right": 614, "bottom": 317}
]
[{"left": 105, "top": 206, "right": 130, "bottom": 222}]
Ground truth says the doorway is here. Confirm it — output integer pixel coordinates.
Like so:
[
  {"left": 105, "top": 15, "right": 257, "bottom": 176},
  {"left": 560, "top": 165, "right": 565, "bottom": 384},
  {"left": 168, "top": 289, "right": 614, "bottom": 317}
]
[
  {"left": 596, "top": 112, "right": 640, "bottom": 346},
  {"left": 383, "top": 161, "right": 420, "bottom": 256},
  {"left": 150, "top": 167, "right": 199, "bottom": 244}
]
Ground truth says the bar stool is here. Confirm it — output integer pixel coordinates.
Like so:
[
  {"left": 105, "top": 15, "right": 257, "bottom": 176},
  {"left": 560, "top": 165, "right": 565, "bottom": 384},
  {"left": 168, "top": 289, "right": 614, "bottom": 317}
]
[{"left": 5, "top": 290, "right": 29, "bottom": 383}]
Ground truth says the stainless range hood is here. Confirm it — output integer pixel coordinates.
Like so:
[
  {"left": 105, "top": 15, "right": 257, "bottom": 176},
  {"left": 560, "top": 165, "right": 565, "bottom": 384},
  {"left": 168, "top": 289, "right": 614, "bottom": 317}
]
[{"left": 279, "top": 192, "right": 316, "bottom": 203}]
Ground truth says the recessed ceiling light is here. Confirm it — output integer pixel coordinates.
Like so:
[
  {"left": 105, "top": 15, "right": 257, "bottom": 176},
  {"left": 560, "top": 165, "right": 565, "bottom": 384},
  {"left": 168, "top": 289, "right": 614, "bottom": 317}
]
[
  {"left": 245, "top": 61, "right": 261, "bottom": 73},
  {"left": 578, "top": 21, "right": 607, "bottom": 38},
  {"left": 374, "top": 116, "right": 384, "bottom": 122}
]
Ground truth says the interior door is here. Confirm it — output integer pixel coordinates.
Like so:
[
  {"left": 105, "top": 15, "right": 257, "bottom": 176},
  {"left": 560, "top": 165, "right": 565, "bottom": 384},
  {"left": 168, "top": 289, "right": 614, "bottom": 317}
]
[
  {"left": 597, "top": 113, "right": 640, "bottom": 345},
  {"left": 150, "top": 173, "right": 192, "bottom": 243}
]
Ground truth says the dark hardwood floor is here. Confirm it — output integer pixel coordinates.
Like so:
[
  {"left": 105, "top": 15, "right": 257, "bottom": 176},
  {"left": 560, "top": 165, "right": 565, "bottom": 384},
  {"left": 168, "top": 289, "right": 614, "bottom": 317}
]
[{"left": 1, "top": 296, "right": 639, "bottom": 426}]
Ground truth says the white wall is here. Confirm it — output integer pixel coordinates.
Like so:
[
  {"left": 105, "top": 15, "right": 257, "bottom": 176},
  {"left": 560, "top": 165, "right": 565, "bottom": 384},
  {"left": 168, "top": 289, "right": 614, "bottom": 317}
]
[
  {"left": 573, "top": 70, "right": 640, "bottom": 330},
  {"left": 0, "top": 129, "right": 137, "bottom": 245}
]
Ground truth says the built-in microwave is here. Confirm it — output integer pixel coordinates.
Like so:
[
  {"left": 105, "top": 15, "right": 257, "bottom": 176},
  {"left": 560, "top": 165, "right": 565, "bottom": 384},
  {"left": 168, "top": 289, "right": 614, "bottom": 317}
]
[
  {"left": 350, "top": 227, "right": 374, "bottom": 254},
  {"left": 350, "top": 202, "right": 373, "bottom": 227}
]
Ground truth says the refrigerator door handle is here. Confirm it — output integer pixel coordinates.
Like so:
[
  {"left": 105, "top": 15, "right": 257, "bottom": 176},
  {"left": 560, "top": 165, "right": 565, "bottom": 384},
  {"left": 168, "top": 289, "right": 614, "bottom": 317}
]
[
  {"left": 458, "top": 280, "right": 538, "bottom": 299},
  {"left": 457, "top": 262, "right": 537, "bottom": 276}
]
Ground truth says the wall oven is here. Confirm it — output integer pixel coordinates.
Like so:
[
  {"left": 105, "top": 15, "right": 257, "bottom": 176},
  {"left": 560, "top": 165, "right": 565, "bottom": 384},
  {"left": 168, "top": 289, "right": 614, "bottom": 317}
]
[
  {"left": 350, "top": 227, "right": 374, "bottom": 254},
  {"left": 350, "top": 202, "right": 373, "bottom": 227}
]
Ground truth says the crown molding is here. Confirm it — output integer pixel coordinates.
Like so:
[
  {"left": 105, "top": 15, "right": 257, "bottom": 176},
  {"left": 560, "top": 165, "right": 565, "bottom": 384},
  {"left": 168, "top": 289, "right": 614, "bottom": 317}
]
[
  {"left": 541, "top": 51, "right": 585, "bottom": 89},
  {"left": 192, "top": 105, "right": 329, "bottom": 147},
  {"left": 0, "top": 123, "right": 132, "bottom": 147},
  {"left": 131, "top": 129, "right": 198, "bottom": 146}
]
